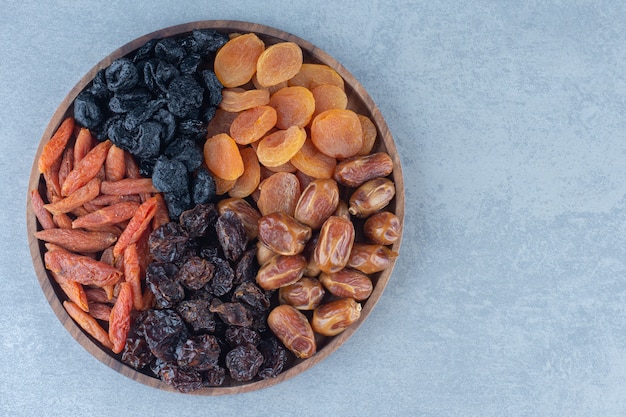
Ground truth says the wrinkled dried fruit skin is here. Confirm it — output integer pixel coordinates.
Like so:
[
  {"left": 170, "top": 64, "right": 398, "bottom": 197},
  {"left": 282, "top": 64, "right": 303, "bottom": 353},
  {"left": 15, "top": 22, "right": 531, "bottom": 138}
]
[
  {"left": 145, "top": 262, "right": 185, "bottom": 309},
  {"left": 257, "top": 336, "right": 288, "bottom": 379},
  {"left": 278, "top": 277, "right": 326, "bottom": 310},
  {"left": 219, "top": 88, "right": 270, "bottom": 113},
  {"left": 177, "top": 299, "right": 216, "bottom": 332},
  {"left": 257, "top": 212, "right": 312, "bottom": 256},
  {"left": 256, "top": 254, "right": 307, "bottom": 290},
  {"left": 267, "top": 304, "right": 316, "bottom": 358},
  {"left": 363, "top": 211, "right": 401, "bottom": 245},
  {"left": 109, "top": 282, "right": 134, "bottom": 353},
  {"left": 311, "top": 84, "right": 348, "bottom": 119},
  {"left": 214, "top": 33, "right": 265, "bottom": 88},
  {"left": 216, "top": 211, "right": 248, "bottom": 261},
  {"left": 269, "top": 86, "right": 315, "bottom": 129},
  {"left": 333, "top": 152, "right": 394, "bottom": 188},
  {"left": 319, "top": 269, "right": 373, "bottom": 301},
  {"left": 176, "top": 256, "right": 214, "bottom": 290},
  {"left": 348, "top": 177, "right": 396, "bottom": 218},
  {"left": 356, "top": 114, "right": 377, "bottom": 155},
  {"left": 45, "top": 248, "right": 123, "bottom": 287},
  {"left": 314, "top": 216, "right": 355, "bottom": 274},
  {"left": 138, "top": 309, "right": 188, "bottom": 362},
  {"left": 255, "top": 42, "right": 303, "bottom": 87},
  {"left": 256, "top": 126, "right": 306, "bottom": 168},
  {"left": 288, "top": 63, "right": 344, "bottom": 91},
  {"left": 225, "top": 326, "right": 261, "bottom": 347},
  {"left": 121, "top": 336, "right": 153, "bottom": 370},
  {"left": 294, "top": 178, "right": 339, "bottom": 229},
  {"left": 347, "top": 243, "right": 399, "bottom": 274},
  {"left": 256, "top": 172, "right": 301, "bottom": 217},
  {"left": 179, "top": 203, "right": 218, "bottom": 238},
  {"left": 289, "top": 138, "right": 337, "bottom": 180},
  {"left": 209, "top": 298, "right": 253, "bottom": 327},
  {"left": 175, "top": 334, "right": 221, "bottom": 370},
  {"left": 148, "top": 222, "right": 190, "bottom": 263},
  {"left": 311, "top": 109, "right": 363, "bottom": 159},
  {"left": 217, "top": 197, "right": 261, "bottom": 240},
  {"left": 229, "top": 105, "right": 277, "bottom": 145},
  {"left": 225, "top": 343, "right": 264, "bottom": 381},
  {"left": 228, "top": 147, "right": 260, "bottom": 198},
  {"left": 34, "top": 229, "right": 118, "bottom": 253},
  {"left": 311, "top": 298, "right": 361, "bottom": 336}
]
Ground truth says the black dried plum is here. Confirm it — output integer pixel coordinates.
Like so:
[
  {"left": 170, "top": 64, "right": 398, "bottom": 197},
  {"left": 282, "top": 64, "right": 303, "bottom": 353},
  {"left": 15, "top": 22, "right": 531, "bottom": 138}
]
[
  {"left": 201, "top": 70, "right": 223, "bottom": 107},
  {"left": 139, "top": 157, "right": 157, "bottom": 177},
  {"left": 155, "top": 37, "right": 186, "bottom": 66},
  {"left": 209, "top": 299, "right": 253, "bottom": 327},
  {"left": 74, "top": 91, "right": 104, "bottom": 131},
  {"left": 152, "top": 108, "right": 177, "bottom": 146},
  {"left": 216, "top": 211, "right": 247, "bottom": 262},
  {"left": 105, "top": 57, "right": 139, "bottom": 92},
  {"left": 107, "top": 118, "right": 139, "bottom": 152},
  {"left": 123, "top": 99, "right": 165, "bottom": 131},
  {"left": 87, "top": 69, "right": 111, "bottom": 99},
  {"left": 225, "top": 326, "right": 261, "bottom": 347},
  {"left": 192, "top": 29, "right": 228, "bottom": 56},
  {"left": 179, "top": 53, "right": 202, "bottom": 75},
  {"left": 164, "top": 139, "right": 203, "bottom": 173},
  {"left": 177, "top": 119, "right": 206, "bottom": 142},
  {"left": 133, "top": 121, "right": 163, "bottom": 159},
  {"left": 257, "top": 336, "right": 289, "bottom": 379},
  {"left": 164, "top": 188, "right": 192, "bottom": 220},
  {"left": 121, "top": 336, "right": 154, "bottom": 370},
  {"left": 225, "top": 344, "right": 264, "bottom": 382},
  {"left": 146, "top": 262, "right": 185, "bottom": 309},
  {"left": 202, "top": 105, "right": 218, "bottom": 123},
  {"left": 155, "top": 60, "right": 180, "bottom": 92},
  {"left": 191, "top": 167, "right": 217, "bottom": 205},
  {"left": 133, "top": 38, "right": 158, "bottom": 63},
  {"left": 166, "top": 75, "right": 204, "bottom": 118},
  {"left": 152, "top": 156, "right": 189, "bottom": 194},
  {"left": 179, "top": 203, "right": 218, "bottom": 237},
  {"left": 109, "top": 88, "right": 151, "bottom": 113},
  {"left": 208, "top": 258, "right": 235, "bottom": 297},
  {"left": 176, "top": 299, "right": 216, "bottom": 332},
  {"left": 149, "top": 222, "right": 189, "bottom": 263},
  {"left": 176, "top": 256, "right": 214, "bottom": 290},
  {"left": 140, "top": 309, "right": 187, "bottom": 362},
  {"left": 175, "top": 334, "right": 221, "bottom": 370}
]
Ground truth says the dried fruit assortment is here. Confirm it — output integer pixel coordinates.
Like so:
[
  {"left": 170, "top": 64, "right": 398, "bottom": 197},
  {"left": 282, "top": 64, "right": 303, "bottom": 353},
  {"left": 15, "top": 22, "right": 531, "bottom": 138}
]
[{"left": 32, "top": 28, "right": 401, "bottom": 393}]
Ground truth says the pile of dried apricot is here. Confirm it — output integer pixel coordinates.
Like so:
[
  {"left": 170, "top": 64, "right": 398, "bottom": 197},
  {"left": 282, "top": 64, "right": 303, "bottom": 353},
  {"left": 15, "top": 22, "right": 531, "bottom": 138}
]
[{"left": 31, "top": 29, "right": 401, "bottom": 393}]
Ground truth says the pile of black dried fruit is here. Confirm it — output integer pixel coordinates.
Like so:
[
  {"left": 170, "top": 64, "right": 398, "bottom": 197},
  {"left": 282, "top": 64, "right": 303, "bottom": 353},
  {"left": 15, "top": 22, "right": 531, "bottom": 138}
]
[
  {"left": 121, "top": 203, "right": 290, "bottom": 392},
  {"left": 74, "top": 29, "right": 228, "bottom": 218}
]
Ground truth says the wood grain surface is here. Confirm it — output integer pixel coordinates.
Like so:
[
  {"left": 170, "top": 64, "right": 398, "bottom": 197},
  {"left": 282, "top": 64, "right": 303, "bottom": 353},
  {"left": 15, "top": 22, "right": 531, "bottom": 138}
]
[{"left": 26, "top": 20, "right": 404, "bottom": 395}]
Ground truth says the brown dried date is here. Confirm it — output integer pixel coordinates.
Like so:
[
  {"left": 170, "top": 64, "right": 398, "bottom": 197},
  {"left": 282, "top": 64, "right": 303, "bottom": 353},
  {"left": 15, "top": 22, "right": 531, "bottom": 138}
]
[
  {"left": 319, "top": 269, "right": 373, "bottom": 301},
  {"left": 348, "top": 177, "right": 396, "bottom": 218},
  {"left": 347, "top": 243, "right": 399, "bottom": 274},
  {"left": 311, "top": 298, "right": 362, "bottom": 336},
  {"left": 313, "top": 216, "right": 355, "bottom": 274},
  {"left": 267, "top": 304, "right": 316, "bottom": 358},
  {"left": 257, "top": 212, "right": 312, "bottom": 256},
  {"left": 217, "top": 197, "right": 262, "bottom": 241},
  {"left": 363, "top": 211, "right": 401, "bottom": 245},
  {"left": 333, "top": 152, "right": 394, "bottom": 188},
  {"left": 255, "top": 254, "right": 306, "bottom": 290},
  {"left": 256, "top": 241, "right": 276, "bottom": 266},
  {"left": 278, "top": 277, "right": 326, "bottom": 310},
  {"left": 293, "top": 178, "right": 339, "bottom": 229}
]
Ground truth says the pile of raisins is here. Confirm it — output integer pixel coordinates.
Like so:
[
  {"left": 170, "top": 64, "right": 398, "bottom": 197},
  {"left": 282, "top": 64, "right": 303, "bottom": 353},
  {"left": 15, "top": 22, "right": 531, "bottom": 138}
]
[
  {"left": 121, "top": 203, "right": 289, "bottom": 392},
  {"left": 75, "top": 30, "right": 228, "bottom": 219}
]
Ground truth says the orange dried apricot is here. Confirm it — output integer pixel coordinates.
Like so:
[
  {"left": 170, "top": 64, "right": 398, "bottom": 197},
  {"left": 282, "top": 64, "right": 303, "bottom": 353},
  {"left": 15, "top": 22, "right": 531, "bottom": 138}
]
[
  {"left": 229, "top": 105, "right": 277, "bottom": 145},
  {"left": 289, "top": 63, "right": 345, "bottom": 91},
  {"left": 219, "top": 88, "right": 270, "bottom": 113},
  {"left": 357, "top": 114, "right": 378, "bottom": 155},
  {"left": 269, "top": 86, "right": 315, "bottom": 129},
  {"left": 311, "top": 84, "right": 348, "bottom": 119},
  {"left": 256, "top": 42, "right": 303, "bottom": 87},
  {"left": 310, "top": 109, "right": 363, "bottom": 159},
  {"left": 256, "top": 126, "right": 306, "bottom": 167},
  {"left": 228, "top": 147, "right": 261, "bottom": 198},
  {"left": 290, "top": 138, "right": 337, "bottom": 179},
  {"left": 214, "top": 33, "right": 265, "bottom": 88},
  {"left": 203, "top": 133, "right": 244, "bottom": 181}
]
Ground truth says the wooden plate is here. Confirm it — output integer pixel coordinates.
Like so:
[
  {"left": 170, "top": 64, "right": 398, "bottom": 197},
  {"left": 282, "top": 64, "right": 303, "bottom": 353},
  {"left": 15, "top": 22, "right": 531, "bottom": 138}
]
[{"left": 26, "top": 20, "right": 404, "bottom": 395}]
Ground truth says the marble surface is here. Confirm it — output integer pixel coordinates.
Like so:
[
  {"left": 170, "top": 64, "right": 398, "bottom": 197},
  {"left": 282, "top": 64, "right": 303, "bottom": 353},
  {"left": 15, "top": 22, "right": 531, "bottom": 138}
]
[{"left": 2, "top": 1, "right": 626, "bottom": 416}]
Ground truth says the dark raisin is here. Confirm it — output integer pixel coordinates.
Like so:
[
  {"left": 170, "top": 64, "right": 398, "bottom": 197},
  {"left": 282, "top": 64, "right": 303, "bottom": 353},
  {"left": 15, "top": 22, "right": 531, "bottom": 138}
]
[
  {"left": 203, "top": 364, "right": 226, "bottom": 387},
  {"left": 257, "top": 336, "right": 289, "bottom": 379},
  {"left": 234, "top": 248, "right": 258, "bottom": 285},
  {"left": 176, "top": 299, "right": 216, "bottom": 332},
  {"left": 149, "top": 222, "right": 189, "bottom": 263},
  {"left": 175, "top": 334, "right": 221, "bottom": 371},
  {"left": 152, "top": 156, "right": 189, "bottom": 194},
  {"left": 216, "top": 211, "right": 247, "bottom": 262},
  {"left": 121, "top": 336, "right": 154, "bottom": 370},
  {"left": 105, "top": 57, "right": 139, "bottom": 92},
  {"left": 164, "top": 188, "right": 193, "bottom": 220},
  {"left": 146, "top": 262, "right": 185, "bottom": 309},
  {"left": 176, "top": 256, "right": 214, "bottom": 290},
  {"left": 208, "top": 258, "right": 234, "bottom": 297},
  {"left": 209, "top": 299, "right": 253, "bottom": 327},
  {"left": 191, "top": 167, "right": 217, "bottom": 205},
  {"left": 225, "top": 344, "right": 264, "bottom": 382},
  {"left": 179, "top": 203, "right": 218, "bottom": 237},
  {"left": 201, "top": 70, "right": 223, "bottom": 107},
  {"left": 232, "top": 281, "right": 270, "bottom": 314},
  {"left": 225, "top": 326, "right": 261, "bottom": 347},
  {"left": 140, "top": 309, "right": 187, "bottom": 362},
  {"left": 155, "top": 361, "right": 204, "bottom": 393}
]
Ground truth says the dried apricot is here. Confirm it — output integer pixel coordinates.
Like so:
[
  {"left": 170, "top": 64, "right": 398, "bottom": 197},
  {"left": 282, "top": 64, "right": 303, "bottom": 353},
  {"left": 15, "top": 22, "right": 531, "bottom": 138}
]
[
  {"left": 214, "top": 33, "right": 265, "bottom": 88},
  {"left": 256, "top": 172, "right": 301, "bottom": 217},
  {"left": 269, "top": 86, "right": 315, "bottom": 129},
  {"left": 289, "top": 63, "right": 344, "bottom": 91},
  {"left": 290, "top": 138, "right": 337, "bottom": 179},
  {"left": 357, "top": 114, "right": 377, "bottom": 155},
  {"left": 228, "top": 147, "right": 260, "bottom": 198},
  {"left": 310, "top": 84, "right": 348, "bottom": 119},
  {"left": 255, "top": 42, "right": 303, "bottom": 87},
  {"left": 203, "top": 133, "right": 244, "bottom": 181},
  {"left": 311, "top": 109, "right": 363, "bottom": 159},
  {"left": 220, "top": 88, "right": 270, "bottom": 113},
  {"left": 229, "top": 105, "right": 277, "bottom": 145},
  {"left": 256, "top": 126, "right": 306, "bottom": 168}
]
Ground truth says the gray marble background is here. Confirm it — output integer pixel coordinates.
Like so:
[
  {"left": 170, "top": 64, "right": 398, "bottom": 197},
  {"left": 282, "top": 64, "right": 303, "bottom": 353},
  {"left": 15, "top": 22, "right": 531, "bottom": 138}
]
[{"left": 2, "top": 1, "right": 626, "bottom": 416}]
